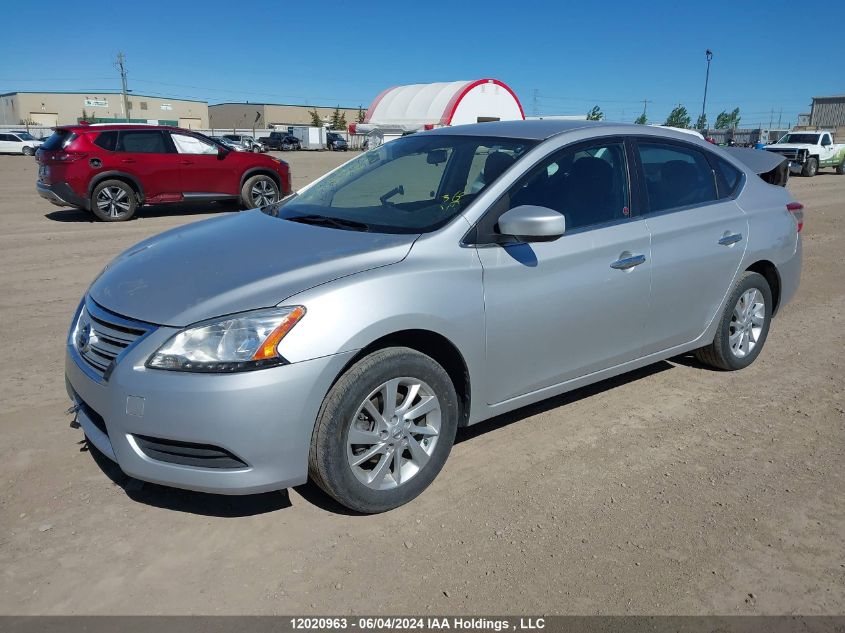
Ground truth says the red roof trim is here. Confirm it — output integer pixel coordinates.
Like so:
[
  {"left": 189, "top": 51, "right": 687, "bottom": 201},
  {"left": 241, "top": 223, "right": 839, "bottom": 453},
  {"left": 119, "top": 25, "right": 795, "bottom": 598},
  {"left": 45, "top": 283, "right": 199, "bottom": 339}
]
[
  {"left": 439, "top": 78, "right": 525, "bottom": 125},
  {"left": 363, "top": 86, "right": 398, "bottom": 124}
]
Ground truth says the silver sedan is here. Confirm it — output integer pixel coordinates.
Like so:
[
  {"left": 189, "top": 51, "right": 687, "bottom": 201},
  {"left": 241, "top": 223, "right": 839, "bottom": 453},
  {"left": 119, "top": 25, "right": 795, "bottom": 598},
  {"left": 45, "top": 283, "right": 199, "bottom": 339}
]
[{"left": 65, "top": 120, "right": 803, "bottom": 512}]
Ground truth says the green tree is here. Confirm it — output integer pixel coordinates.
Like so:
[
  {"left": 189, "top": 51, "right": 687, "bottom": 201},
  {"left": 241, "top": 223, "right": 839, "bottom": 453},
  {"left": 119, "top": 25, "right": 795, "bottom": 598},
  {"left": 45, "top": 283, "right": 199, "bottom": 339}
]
[
  {"left": 309, "top": 107, "right": 322, "bottom": 127},
  {"left": 337, "top": 110, "right": 348, "bottom": 130},
  {"left": 634, "top": 112, "right": 647, "bottom": 125},
  {"left": 357, "top": 105, "right": 365, "bottom": 123},
  {"left": 329, "top": 106, "right": 348, "bottom": 130},
  {"left": 714, "top": 107, "right": 741, "bottom": 129},
  {"left": 664, "top": 104, "right": 691, "bottom": 128},
  {"left": 695, "top": 113, "right": 707, "bottom": 130},
  {"left": 586, "top": 105, "right": 604, "bottom": 121}
]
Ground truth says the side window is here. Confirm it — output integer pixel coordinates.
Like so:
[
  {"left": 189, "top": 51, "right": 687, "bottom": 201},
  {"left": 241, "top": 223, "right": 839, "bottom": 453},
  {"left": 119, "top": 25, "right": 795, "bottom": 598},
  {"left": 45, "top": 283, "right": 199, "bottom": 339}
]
[
  {"left": 93, "top": 131, "right": 118, "bottom": 152},
  {"left": 711, "top": 155, "right": 743, "bottom": 199},
  {"left": 171, "top": 133, "right": 218, "bottom": 155},
  {"left": 507, "top": 142, "right": 630, "bottom": 232},
  {"left": 638, "top": 142, "right": 716, "bottom": 212},
  {"left": 0, "top": 134, "right": 11, "bottom": 142},
  {"left": 117, "top": 130, "right": 169, "bottom": 153},
  {"left": 821, "top": 134, "right": 831, "bottom": 146}
]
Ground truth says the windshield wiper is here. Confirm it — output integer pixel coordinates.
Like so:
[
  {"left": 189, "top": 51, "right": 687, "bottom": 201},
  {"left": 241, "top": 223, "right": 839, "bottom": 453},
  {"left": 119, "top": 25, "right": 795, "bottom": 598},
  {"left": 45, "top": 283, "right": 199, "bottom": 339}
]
[{"left": 285, "top": 214, "right": 370, "bottom": 232}]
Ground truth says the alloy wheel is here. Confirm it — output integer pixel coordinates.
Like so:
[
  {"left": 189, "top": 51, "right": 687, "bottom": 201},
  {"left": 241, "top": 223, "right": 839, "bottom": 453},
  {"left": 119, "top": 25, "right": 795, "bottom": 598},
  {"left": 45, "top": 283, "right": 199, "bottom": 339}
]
[
  {"left": 346, "top": 377, "right": 441, "bottom": 491},
  {"left": 96, "top": 186, "right": 131, "bottom": 219},
  {"left": 729, "top": 288, "right": 765, "bottom": 358},
  {"left": 250, "top": 179, "right": 277, "bottom": 206}
]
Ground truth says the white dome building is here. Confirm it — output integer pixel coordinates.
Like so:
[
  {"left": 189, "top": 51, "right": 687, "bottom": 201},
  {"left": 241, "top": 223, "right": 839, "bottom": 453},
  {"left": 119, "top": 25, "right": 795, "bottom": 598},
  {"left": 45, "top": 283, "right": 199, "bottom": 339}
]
[{"left": 351, "top": 79, "right": 524, "bottom": 143}]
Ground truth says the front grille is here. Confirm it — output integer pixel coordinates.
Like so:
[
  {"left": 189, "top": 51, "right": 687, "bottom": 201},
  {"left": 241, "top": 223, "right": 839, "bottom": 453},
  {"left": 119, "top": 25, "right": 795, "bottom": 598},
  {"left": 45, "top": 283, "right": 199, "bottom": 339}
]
[
  {"left": 73, "top": 299, "right": 154, "bottom": 379},
  {"left": 133, "top": 435, "right": 248, "bottom": 469}
]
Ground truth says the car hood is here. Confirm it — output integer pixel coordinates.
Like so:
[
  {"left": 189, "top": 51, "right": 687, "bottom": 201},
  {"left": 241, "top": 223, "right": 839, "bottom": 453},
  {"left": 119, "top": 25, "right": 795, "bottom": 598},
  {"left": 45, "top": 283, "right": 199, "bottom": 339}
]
[
  {"left": 765, "top": 143, "right": 815, "bottom": 150},
  {"left": 89, "top": 210, "right": 417, "bottom": 326}
]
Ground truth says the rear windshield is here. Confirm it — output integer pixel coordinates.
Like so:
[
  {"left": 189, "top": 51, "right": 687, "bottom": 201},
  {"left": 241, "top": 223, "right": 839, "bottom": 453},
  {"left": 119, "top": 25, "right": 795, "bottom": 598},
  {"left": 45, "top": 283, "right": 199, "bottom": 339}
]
[{"left": 40, "top": 130, "right": 75, "bottom": 150}]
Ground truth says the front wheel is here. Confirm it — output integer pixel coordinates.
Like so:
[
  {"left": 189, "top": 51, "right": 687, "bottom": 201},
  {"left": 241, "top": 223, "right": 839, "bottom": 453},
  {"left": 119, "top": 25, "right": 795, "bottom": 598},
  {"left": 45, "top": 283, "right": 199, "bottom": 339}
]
[
  {"left": 802, "top": 157, "right": 818, "bottom": 177},
  {"left": 91, "top": 180, "right": 137, "bottom": 221},
  {"left": 240, "top": 174, "right": 279, "bottom": 208},
  {"left": 694, "top": 271, "right": 772, "bottom": 370},
  {"left": 309, "top": 347, "right": 459, "bottom": 513},
  {"left": 22, "top": 146, "right": 35, "bottom": 156}
]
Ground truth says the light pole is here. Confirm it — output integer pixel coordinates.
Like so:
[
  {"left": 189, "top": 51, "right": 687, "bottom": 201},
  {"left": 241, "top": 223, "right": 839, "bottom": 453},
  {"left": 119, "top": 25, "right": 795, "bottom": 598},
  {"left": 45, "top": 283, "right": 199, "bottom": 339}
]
[{"left": 700, "top": 49, "right": 713, "bottom": 129}]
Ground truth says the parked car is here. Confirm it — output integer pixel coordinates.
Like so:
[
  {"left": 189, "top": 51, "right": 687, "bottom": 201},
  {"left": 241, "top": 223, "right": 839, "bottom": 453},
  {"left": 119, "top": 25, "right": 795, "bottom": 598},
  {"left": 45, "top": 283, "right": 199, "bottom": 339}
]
[
  {"left": 0, "top": 130, "right": 44, "bottom": 155},
  {"left": 64, "top": 121, "right": 802, "bottom": 512},
  {"left": 222, "top": 134, "right": 266, "bottom": 153},
  {"left": 327, "top": 131, "right": 348, "bottom": 151},
  {"left": 259, "top": 132, "right": 301, "bottom": 151},
  {"left": 36, "top": 124, "right": 290, "bottom": 221},
  {"left": 210, "top": 136, "right": 248, "bottom": 152},
  {"left": 765, "top": 130, "right": 845, "bottom": 177}
]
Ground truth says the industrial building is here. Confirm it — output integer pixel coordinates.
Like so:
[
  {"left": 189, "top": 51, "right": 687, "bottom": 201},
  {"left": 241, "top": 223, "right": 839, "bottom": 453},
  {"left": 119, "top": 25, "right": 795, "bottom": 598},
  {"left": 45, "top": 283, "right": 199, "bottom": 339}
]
[
  {"left": 208, "top": 103, "right": 361, "bottom": 131},
  {"left": 0, "top": 91, "right": 209, "bottom": 128},
  {"left": 809, "top": 95, "right": 845, "bottom": 128}
]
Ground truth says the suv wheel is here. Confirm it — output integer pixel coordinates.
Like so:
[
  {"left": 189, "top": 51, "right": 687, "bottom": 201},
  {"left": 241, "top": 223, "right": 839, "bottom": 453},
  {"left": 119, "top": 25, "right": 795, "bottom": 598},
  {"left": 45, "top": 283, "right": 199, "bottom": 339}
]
[
  {"left": 309, "top": 347, "right": 459, "bottom": 513},
  {"left": 22, "top": 146, "right": 35, "bottom": 156},
  {"left": 694, "top": 271, "right": 772, "bottom": 371},
  {"left": 241, "top": 174, "right": 279, "bottom": 208},
  {"left": 91, "top": 180, "right": 138, "bottom": 222}
]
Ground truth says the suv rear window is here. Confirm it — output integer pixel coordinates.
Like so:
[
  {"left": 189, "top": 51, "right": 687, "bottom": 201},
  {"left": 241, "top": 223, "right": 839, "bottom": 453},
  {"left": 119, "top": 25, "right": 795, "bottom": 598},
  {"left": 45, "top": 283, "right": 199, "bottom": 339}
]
[
  {"left": 93, "top": 131, "right": 118, "bottom": 151},
  {"left": 40, "top": 130, "right": 76, "bottom": 151}
]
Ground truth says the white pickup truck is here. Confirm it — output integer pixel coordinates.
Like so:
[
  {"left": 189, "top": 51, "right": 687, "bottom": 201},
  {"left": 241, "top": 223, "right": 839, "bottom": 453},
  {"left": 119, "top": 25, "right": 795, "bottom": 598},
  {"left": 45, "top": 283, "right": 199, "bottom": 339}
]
[{"left": 764, "top": 130, "right": 845, "bottom": 177}]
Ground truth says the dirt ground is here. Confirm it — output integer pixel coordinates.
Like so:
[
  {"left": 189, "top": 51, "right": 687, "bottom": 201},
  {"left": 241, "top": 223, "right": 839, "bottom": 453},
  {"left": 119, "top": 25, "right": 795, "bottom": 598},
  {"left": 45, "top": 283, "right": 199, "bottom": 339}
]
[{"left": 0, "top": 151, "right": 842, "bottom": 616}]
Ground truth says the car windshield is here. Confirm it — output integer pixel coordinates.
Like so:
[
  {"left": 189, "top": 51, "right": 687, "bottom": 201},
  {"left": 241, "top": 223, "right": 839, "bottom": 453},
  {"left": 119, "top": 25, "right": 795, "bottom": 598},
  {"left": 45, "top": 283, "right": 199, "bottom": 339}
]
[
  {"left": 14, "top": 132, "right": 35, "bottom": 140},
  {"left": 778, "top": 134, "right": 819, "bottom": 144},
  {"left": 270, "top": 134, "right": 535, "bottom": 234}
]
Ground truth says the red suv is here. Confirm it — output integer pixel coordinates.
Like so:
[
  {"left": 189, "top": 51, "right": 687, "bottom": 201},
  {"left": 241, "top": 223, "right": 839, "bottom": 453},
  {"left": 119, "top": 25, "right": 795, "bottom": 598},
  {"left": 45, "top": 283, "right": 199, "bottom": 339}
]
[{"left": 36, "top": 124, "right": 291, "bottom": 221}]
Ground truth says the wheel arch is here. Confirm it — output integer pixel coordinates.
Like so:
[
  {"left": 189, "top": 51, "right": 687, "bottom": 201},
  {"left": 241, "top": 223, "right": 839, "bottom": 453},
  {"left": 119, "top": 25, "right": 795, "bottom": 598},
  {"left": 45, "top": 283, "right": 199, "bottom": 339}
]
[
  {"left": 333, "top": 329, "right": 471, "bottom": 427},
  {"left": 746, "top": 260, "right": 782, "bottom": 315},
  {"left": 88, "top": 171, "right": 145, "bottom": 205},
  {"left": 239, "top": 167, "right": 281, "bottom": 191}
]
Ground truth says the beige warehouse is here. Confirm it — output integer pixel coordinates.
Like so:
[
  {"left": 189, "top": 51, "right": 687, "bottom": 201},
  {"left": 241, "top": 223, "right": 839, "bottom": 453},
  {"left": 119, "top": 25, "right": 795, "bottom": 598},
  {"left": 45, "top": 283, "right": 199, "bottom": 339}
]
[
  {"left": 209, "top": 103, "right": 361, "bottom": 130},
  {"left": 0, "top": 91, "right": 209, "bottom": 128}
]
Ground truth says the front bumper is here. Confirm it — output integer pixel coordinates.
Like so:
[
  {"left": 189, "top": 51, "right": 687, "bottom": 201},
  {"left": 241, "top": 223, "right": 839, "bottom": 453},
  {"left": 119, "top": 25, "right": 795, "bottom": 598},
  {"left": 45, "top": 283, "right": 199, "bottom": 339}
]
[
  {"left": 36, "top": 181, "right": 88, "bottom": 209},
  {"left": 65, "top": 316, "right": 356, "bottom": 495}
]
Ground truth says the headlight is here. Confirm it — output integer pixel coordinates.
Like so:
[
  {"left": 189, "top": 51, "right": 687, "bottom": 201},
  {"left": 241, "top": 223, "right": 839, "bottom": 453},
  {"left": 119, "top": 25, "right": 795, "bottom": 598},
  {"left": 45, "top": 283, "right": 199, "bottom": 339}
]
[{"left": 147, "top": 306, "right": 305, "bottom": 372}]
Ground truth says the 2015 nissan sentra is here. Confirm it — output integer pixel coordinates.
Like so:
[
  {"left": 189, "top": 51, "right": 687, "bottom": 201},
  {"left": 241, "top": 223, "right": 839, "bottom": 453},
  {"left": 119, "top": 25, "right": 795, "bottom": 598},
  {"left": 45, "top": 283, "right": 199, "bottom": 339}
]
[{"left": 65, "top": 121, "right": 803, "bottom": 513}]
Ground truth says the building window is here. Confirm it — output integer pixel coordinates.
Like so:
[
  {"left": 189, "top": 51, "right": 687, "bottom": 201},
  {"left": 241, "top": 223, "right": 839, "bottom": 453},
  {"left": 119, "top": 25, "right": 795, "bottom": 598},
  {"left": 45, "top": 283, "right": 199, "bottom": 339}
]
[{"left": 140, "top": 101, "right": 148, "bottom": 110}]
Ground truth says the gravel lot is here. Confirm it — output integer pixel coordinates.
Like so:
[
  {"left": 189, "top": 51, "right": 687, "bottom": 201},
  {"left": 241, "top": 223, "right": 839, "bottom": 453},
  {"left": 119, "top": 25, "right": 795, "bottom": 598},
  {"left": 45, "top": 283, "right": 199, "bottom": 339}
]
[{"left": 0, "top": 152, "right": 842, "bottom": 615}]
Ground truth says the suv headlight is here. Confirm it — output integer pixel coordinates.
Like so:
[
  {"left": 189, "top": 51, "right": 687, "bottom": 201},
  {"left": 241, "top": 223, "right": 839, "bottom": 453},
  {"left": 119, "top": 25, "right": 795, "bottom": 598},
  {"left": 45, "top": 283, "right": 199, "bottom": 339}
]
[{"left": 147, "top": 306, "right": 305, "bottom": 372}]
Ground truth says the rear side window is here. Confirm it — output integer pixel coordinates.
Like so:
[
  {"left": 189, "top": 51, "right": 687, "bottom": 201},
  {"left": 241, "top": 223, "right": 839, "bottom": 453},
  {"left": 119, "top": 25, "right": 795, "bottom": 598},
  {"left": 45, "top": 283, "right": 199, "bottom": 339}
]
[
  {"left": 40, "top": 130, "right": 76, "bottom": 150},
  {"left": 117, "top": 130, "right": 169, "bottom": 153},
  {"left": 638, "top": 142, "right": 716, "bottom": 212},
  {"left": 93, "top": 131, "right": 118, "bottom": 151},
  {"left": 712, "top": 155, "right": 743, "bottom": 198}
]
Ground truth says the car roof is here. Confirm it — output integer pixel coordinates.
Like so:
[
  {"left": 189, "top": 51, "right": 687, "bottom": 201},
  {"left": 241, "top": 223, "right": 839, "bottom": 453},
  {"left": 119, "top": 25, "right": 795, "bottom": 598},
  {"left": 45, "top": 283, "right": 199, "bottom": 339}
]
[{"left": 55, "top": 124, "right": 188, "bottom": 133}]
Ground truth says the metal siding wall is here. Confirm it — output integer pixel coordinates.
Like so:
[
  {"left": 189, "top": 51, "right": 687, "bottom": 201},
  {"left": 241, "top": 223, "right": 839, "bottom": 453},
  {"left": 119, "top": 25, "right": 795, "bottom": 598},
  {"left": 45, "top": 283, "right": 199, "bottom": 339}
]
[{"left": 810, "top": 98, "right": 845, "bottom": 127}]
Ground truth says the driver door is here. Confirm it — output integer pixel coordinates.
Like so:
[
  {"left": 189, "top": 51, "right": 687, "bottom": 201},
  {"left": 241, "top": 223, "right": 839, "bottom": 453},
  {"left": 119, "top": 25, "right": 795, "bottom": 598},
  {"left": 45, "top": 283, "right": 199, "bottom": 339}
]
[{"left": 476, "top": 139, "right": 652, "bottom": 405}]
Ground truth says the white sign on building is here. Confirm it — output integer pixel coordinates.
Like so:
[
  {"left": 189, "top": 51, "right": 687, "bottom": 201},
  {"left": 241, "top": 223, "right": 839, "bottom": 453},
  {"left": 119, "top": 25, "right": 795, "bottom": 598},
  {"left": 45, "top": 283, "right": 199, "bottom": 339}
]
[
  {"left": 84, "top": 98, "right": 109, "bottom": 108},
  {"left": 161, "top": 103, "right": 173, "bottom": 111}
]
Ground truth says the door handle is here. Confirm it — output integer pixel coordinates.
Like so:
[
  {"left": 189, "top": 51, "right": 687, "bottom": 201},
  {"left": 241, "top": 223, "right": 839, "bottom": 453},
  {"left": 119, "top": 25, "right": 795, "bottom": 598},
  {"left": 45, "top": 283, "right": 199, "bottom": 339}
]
[
  {"left": 610, "top": 254, "right": 646, "bottom": 270},
  {"left": 180, "top": 160, "right": 194, "bottom": 165},
  {"left": 121, "top": 158, "right": 135, "bottom": 163},
  {"left": 718, "top": 232, "right": 743, "bottom": 246}
]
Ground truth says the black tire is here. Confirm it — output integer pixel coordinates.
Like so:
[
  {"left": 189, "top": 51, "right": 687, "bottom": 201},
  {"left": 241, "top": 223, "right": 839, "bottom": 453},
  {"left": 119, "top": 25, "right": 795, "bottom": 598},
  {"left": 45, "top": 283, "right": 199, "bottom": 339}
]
[
  {"left": 836, "top": 161, "right": 845, "bottom": 175},
  {"left": 22, "top": 146, "right": 35, "bottom": 156},
  {"left": 694, "top": 271, "right": 773, "bottom": 371},
  {"left": 309, "top": 347, "right": 459, "bottom": 513},
  {"left": 802, "top": 157, "right": 818, "bottom": 177},
  {"left": 240, "top": 174, "right": 279, "bottom": 208},
  {"left": 90, "top": 179, "right": 137, "bottom": 222}
]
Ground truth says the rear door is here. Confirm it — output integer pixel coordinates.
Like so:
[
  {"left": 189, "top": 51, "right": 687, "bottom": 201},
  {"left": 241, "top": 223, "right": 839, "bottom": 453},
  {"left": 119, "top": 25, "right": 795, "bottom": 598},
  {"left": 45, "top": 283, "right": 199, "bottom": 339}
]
[
  {"left": 635, "top": 138, "right": 748, "bottom": 355},
  {"left": 0, "top": 134, "right": 15, "bottom": 153},
  {"left": 113, "top": 130, "right": 183, "bottom": 200}
]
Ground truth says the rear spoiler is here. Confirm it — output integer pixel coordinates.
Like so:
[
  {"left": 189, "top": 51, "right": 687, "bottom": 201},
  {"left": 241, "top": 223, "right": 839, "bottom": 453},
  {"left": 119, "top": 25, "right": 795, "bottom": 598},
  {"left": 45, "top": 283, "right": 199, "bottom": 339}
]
[{"left": 723, "top": 147, "right": 789, "bottom": 186}]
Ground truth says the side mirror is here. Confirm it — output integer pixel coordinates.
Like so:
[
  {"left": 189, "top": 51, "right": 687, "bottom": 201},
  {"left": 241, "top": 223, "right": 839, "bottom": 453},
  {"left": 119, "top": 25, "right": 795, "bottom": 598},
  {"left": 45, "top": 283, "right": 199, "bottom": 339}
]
[
  {"left": 497, "top": 205, "right": 566, "bottom": 242},
  {"left": 217, "top": 146, "right": 229, "bottom": 160}
]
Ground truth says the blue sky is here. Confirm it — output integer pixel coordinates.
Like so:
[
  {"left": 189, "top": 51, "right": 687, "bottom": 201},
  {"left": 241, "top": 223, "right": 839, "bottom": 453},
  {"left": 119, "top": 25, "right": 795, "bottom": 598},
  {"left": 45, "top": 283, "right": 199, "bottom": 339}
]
[{"left": 1, "top": 0, "right": 840, "bottom": 128}]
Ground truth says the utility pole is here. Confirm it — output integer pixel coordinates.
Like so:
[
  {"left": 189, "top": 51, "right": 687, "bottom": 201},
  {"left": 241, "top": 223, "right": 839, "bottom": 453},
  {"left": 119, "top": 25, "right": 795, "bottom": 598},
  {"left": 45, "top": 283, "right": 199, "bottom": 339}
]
[
  {"left": 768, "top": 108, "right": 774, "bottom": 130},
  {"left": 532, "top": 89, "right": 540, "bottom": 117},
  {"left": 700, "top": 49, "right": 713, "bottom": 125},
  {"left": 115, "top": 52, "right": 130, "bottom": 122}
]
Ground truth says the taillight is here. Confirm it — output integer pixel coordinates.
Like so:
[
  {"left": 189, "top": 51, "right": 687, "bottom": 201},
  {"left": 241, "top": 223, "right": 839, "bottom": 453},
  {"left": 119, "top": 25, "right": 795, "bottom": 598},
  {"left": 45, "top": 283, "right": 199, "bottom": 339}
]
[
  {"left": 787, "top": 202, "right": 804, "bottom": 233},
  {"left": 54, "top": 152, "right": 88, "bottom": 162}
]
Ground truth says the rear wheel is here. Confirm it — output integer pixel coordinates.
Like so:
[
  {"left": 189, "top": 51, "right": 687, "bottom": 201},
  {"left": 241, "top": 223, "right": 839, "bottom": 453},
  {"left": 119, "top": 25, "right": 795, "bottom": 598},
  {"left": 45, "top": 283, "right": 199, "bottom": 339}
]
[
  {"left": 309, "top": 347, "right": 459, "bottom": 513},
  {"left": 836, "top": 161, "right": 845, "bottom": 175},
  {"left": 240, "top": 174, "right": 279, "bottom": 208},
  {"left": 802, "top": 157, "right": 818, "bottom": 177},
  {"left": 694, "top": 271, "right": 772, "bottom": 371},
  {"left": 91, "top": 180, "right": 137, "bottom": 221}
]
